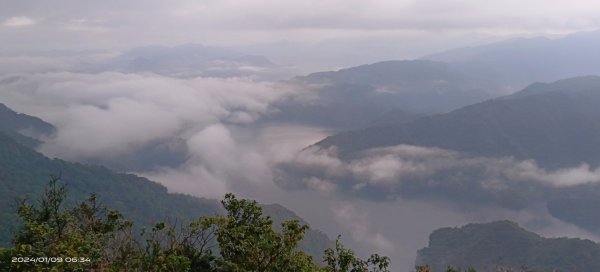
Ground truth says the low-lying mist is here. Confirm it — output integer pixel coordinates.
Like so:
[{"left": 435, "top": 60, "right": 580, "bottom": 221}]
[{"left": 2, "top": 55, "right": 600, "bottom": 271}]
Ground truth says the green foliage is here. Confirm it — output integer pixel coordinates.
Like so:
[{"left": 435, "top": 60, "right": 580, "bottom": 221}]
[
  {"left": 209, "top": 193, "right": 317, "bottom": 272},
  {"left": 323, "top": 235, "right": 390, "bottom": 272},
  {"left": 2, "top": 176, "right": 131, "bottom": 271},
  {"left": 0, "top": 102, "right": 55, "bottom": 148},
  {"left": 0, "top": 178, "right": 389, "bottom": 272},
  {"left": 0, "top": 178, "right": 236, "bottom": 271}
]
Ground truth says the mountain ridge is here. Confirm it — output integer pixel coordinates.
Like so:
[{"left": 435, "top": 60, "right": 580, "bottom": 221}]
[
  {"left": 0, "top": 102, "right": 55, "bottom": 147},
  {"left": 316, "top": 75, "right": 600, "bottom": 169},
  {"left": 423, "top": 30, "right": 600, "bottom": 88},
  {"left": 270, "top": 60, "right": 498, "bottom": 130},
  {"left": 416, "top": 220, "right": 600, "bottom": 272}
]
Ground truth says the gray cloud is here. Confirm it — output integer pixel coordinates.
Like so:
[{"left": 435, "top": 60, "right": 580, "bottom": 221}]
[
  {"left": 3, "top": 0, "right": 600, "bottom": 60},
  {"left": 5, "top": 0, "right": 600, "bottom": 31},
  {"left": 143, "top": 123, "right": 335, "bottom": 199},
  {"left": 331, "top": 201, "right": 394, "bottom": 253},
  {"left": 145, "top": 123, "right": 273, "bottom": 198}
]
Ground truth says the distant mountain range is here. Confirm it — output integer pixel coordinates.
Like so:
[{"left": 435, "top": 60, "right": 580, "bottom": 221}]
[
  {"left": 73, "top": 31, "right": 600, "bottom": 132},
  {"left": 270, "top": 31, "right": 600, "bottom": 130},
  {"left": 317, "top": 76, "right": 600, "bottom": 169},
  {"left": 269, "top": 60, "right": 500, "bottom": 129},
  {"left": 423, "top": 30, "right": 600, "bottom": 89},
  {"left": 416, "top": 221, "right": 600, "bottom": 272},
  {"left": 83, "top": 44, "right": 277, "bottom": 78}
]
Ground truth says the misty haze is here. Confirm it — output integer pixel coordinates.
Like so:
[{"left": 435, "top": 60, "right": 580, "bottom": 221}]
[{"left": 3, "top": 1, "right": 600, "bottom": 271}]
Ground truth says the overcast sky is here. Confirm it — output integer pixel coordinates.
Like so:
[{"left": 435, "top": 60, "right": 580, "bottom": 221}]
[{"left": 2, "top": 0, "right": 600, "bottom": 54}]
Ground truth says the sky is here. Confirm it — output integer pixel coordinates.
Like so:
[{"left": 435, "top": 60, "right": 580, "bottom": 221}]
[{"left": 3, "top": 0, "right": 600, "bottom": 57}]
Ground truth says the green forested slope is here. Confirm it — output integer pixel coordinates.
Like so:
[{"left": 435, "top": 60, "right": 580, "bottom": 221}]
[
  {"left": 0, "top": 131, "right": 330, "bottom": 257},
  {"left": 0, "top": 103, "right": 55, "bottom": 147},
  {"left": 262, "top": 203, "right": 333, "bottom": 259},
  {"left": 0, "top": 131, "right": 220, "bottom": 244},
  {"left": 416, "top": 221, "right": 600, "bottom": 272}
]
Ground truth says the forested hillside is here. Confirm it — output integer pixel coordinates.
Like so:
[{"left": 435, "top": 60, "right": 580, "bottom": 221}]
[
  {"left": 416, "top": 221, "right": 600, "bottom": 272},
  {"left": 0, "top": 131, "right": 219, "bottom": 244},
  {"left": 0, "top": 102, "right": 55, "bottom": 147},
  {"left": 0, "top": 131, "right": 330, "bottom": 257}
]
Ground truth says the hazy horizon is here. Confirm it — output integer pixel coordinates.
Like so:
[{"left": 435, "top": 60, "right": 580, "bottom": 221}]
[{"left": 4, "top": 0, "right": 600, "bottom": 71}]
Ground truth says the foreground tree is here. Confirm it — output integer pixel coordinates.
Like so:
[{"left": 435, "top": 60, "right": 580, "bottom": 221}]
[
  {"left": 1, "top": 176, "right": 131, "bottom": 271},
  {"left": 0, "top": 178, "right": 390, "bottom": 272},
  {"left": 323, "top": 236, "right": 390, "bottom": 272},
  {"left": 206, "top": 193, "right": 318, "bottom": 272}
]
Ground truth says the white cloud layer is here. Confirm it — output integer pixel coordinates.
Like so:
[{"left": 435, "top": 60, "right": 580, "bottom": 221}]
[
  {"left": 0, "top": 72, "right": 294, "bottom": 160},
  {"left": 2, "top": 16, "right": 36, "bottom": 27},
  {"left": 275, "top": 142, "right": 600, "bottom": 219},
  {"left": 0, "top": 70, "right": 336, "bottom": 200},
  {"left": 331, "top": 201, "right": 395, "bottom": 252}
]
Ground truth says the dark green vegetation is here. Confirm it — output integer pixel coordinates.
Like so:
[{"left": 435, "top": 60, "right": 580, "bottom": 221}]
[
  {"left": 0, "top": 102, "right": 55, "bottom": 147},
  {"left": 270, "top": 60, "right": 497, "bottom": 129},
  {"left": 0, "top": 130, "right": 217, "bottom": 245},
  {"left": 318, "top": 76, "right": 600, "bottom": 168},
  {"left": 261, "top": 204, "right": 332, "bottom": 260},
  {"left": 0, "top": 179, "right": 389, "bottom": 272},
  {"left": 416, "top": 221, "right": 600, "bottom": 272}
]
